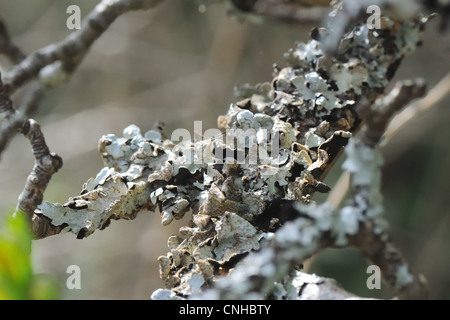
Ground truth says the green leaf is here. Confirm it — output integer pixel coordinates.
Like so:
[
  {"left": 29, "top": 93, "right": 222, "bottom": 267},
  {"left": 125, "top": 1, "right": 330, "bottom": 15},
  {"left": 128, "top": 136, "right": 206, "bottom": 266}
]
[{"left": 0, "top": 212, "right": 59, "bottom": 300}]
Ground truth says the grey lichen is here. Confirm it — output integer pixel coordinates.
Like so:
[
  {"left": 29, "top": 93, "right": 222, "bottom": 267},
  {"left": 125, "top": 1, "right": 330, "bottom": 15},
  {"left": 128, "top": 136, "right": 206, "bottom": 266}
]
[
  {"left": 36, "top": 4, "right": 429, "bottom": 299},
  {"left": 395, "top": 264, "right": 414, "bottom": 289},
  {"left": 194, "top": 199, "right": 385, "bottom": 299},
  {"left": 38, "top": 124, "right": 168, "bottom": 238},
  {"left": 342, "top": 139, "right": 385, "bottom": 222},
  {"left": 273, "top": 271, "right": 370, "bottom": 300},
  {"left": 214, "top": 212, "right": 260, "bottom": 262}
]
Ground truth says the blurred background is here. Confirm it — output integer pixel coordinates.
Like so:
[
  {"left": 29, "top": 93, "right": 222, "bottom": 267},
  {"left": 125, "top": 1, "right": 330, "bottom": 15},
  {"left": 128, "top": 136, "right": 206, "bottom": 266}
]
[{"left": 0, "top": 0, "right": 449, "bottom": 299}]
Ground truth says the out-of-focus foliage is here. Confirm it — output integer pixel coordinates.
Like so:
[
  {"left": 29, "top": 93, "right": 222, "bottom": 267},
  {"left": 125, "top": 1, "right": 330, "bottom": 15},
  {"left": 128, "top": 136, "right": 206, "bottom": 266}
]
[{"left": 0, "top": 213, "right": 58, "bottom": 300}]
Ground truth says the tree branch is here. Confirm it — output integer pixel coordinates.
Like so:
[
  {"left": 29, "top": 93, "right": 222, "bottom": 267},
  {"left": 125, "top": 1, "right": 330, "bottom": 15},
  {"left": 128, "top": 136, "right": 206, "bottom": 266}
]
[
  {"left": 0, "top": 0, "right": 434, "bottom": 299},
  {"left": 189, "top": 80, "right": 428, "bottom": 300},
  {"left": 20, "top": 1, "right": 429, "bottom": 300},
  {"left": 0, "top": 0, "right": 167, "bottom": 155},
  {"left": 327, "top": 72, "right": 450, "bottom": 211},
  {"left": 0, "top": 0, "right": 167, "bottom": 237},
  {"left": 15, "top": 119, "right": 63, "bottom": 239},
  {"left": 345, "top": 79, "right": 428, "bottom": 299},
  {"left": 384, "top": 71, "right": 450, "bottom": 144},
  {"left": 0, "top": 72, "right": 61, "bottom": 238},
  {"left": 2, "top": 0, "right": 165, "bottom": 94},
  {"left": 0, "top": 81, "right": 44, "bottom": 157},
  {"left": 358, "top": 79, "right": 426, "bottom": 147}
]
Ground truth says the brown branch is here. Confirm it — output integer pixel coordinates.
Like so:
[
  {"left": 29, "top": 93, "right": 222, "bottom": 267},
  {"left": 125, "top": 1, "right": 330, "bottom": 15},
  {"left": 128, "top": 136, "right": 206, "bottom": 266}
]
[
  {"left": 0, "top": 16, "right": 43, "bottom": 158},
  {"left": 351, "top": 220, "right": 428, "bottom": 299},
  {"left": 16, "top": 119, "right": 63, "bottom": 215},
  {"left": 15, "top": 119, "right": 63, "bottom": 239},
  {"left": 0, "top": 70, "right": 60, "bottom": 238},
  {"left": 0, "top": 71, "right": 14, "bottom": 116},
  {"left": 384, "top": 71, "right": 450, "bottom": 144},
  {"left": 0, "top": 72, "right": 19, "bottom": 155},
  {"left": 358, "top": 79, "right": 427, "bottom": 147},
  {"left": 0, "top": 81, "right": 45, "bottom": 157}
]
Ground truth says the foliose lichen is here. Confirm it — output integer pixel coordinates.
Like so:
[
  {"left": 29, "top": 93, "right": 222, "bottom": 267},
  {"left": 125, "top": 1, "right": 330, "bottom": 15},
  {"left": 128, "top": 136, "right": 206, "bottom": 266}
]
[{"left": 37, "top": 8, "right": 428, "bottom": 298}]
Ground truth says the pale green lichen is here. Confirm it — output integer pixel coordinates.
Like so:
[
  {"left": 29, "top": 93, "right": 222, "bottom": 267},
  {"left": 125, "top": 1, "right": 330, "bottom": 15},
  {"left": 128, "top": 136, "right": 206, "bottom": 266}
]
[
  {"left": 214, "top": 212, "right": 259, "bottom": 262},
  {"left": 329, "top": 58, "right": 369, "bottom": 95},
  {"left": 395, "top": 264, "right": 414, "bottom": 289},
  {"left": 36, "top": 4, "right": 428, "bottom": 299},
  {"left": 342, "top": 140, "right": 384, "bottom": 186},
  {"left": 150, "top": 288, "right": 183, "bottom": 300}
]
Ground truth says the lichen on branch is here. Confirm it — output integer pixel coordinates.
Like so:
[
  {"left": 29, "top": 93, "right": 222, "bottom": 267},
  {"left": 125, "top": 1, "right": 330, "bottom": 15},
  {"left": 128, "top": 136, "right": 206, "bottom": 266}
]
[{"left": 31, "top": 3, "right": 430, "bottom": 299}]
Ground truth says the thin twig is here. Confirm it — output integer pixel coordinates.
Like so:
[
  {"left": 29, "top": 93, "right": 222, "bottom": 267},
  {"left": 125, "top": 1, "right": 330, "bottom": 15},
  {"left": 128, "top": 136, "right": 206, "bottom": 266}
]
[
  {"left": 2, "top": 0, "right": 165, "bottom": 94},
  {"left": 351, "top": 220, "right": 428, "bottom": 299},
  {"left": 16, "top": 119, "right": 63, "bottom": 216},
  {"left": 0, "top": 15, "right": 26, "bottom": 63},
  {"left": 0, "top": 72, "right": 18, "bottom": 155},
  {"left": 344, "top": 79, "right": 428, "bottom": 299},
  {"left": 0, "top": 81, "right": 45, "bottom": 157},
  {"left": 0, "top": 74, "right": 61, "bottom": 237},
  {"left": 359, "top": 79, "right": 427, "bottom": 147},
  {"left": 4, "top": 0, "right": 166, "bottom": 238},
  {"left": 0, "top": 0, "right": 166, "bottom": 156},
  {"left": 14, "top": 119, "right": 63, "bottom": 239},
  {"left": 383, "top": 71, "right": 450, "bottom": 144}
]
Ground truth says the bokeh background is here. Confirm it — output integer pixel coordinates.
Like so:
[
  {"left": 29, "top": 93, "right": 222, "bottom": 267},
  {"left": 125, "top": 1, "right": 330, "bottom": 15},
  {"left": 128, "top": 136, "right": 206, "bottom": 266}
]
[{"left": 0, "top": 0, "right": 449, "bottom": 299}]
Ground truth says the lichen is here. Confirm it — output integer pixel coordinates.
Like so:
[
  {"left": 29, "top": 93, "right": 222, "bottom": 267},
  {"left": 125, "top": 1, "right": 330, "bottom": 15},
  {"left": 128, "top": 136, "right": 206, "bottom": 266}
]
[
  {"left": 36, "top": 8, "right": 428, "bottom": 298},
  {"left": 395, "top": 264, "right": 414, "bottom": 289}
]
